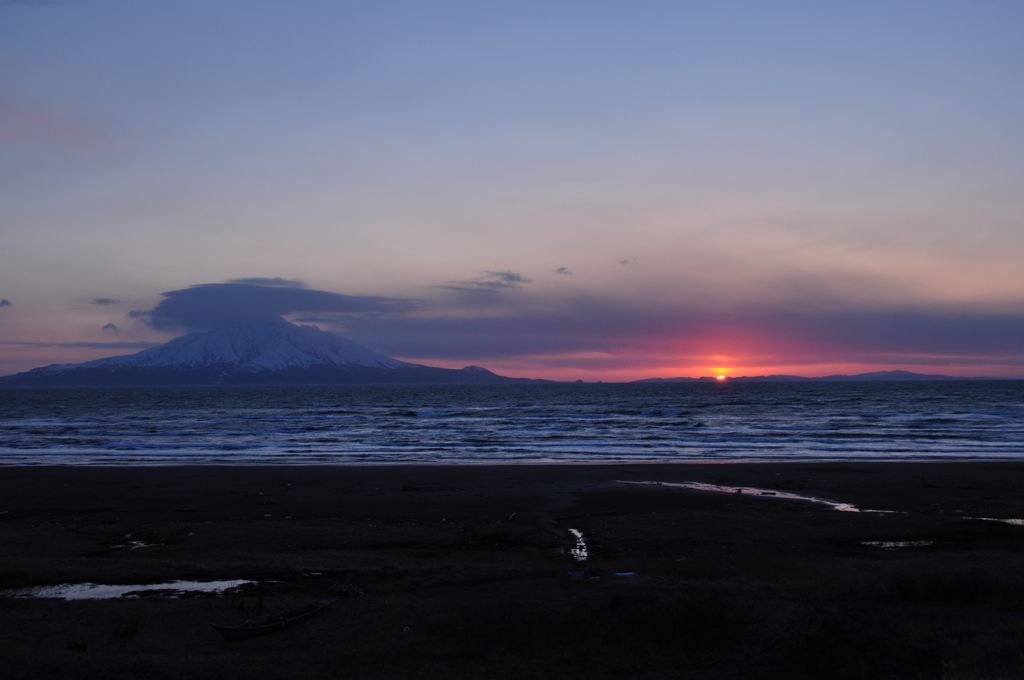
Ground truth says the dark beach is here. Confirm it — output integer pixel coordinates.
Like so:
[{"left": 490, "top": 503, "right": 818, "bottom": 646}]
[{"left": 4, "top": 461, "right": 1024, "bottom": 679}]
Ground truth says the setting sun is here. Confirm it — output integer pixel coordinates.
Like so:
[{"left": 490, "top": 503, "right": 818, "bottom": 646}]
[{"left": 716, "top": 375, "right": 726, "bottom": 381}]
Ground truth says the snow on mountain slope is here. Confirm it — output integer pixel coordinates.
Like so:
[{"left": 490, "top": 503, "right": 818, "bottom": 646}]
[{"left": 55, "top": 318, "right": 415, "bottom": 373}]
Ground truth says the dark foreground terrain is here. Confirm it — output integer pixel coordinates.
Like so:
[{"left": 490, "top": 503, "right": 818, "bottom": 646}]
[{"left": 3, "top": 463, "right": 1024, "bottom": 679}]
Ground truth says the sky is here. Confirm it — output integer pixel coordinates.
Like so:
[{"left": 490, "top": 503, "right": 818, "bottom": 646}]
[{"left": 1, "top": 0, "right": 1023, "bottom": 381}]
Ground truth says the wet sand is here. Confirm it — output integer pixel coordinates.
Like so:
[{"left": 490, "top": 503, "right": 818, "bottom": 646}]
[{"left": 4, "top": 462, "right": 1024, "bottom": 679}]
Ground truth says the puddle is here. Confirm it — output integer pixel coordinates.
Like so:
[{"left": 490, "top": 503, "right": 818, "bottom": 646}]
[
  {"left": 965, "top": 517, "right": 1024, "bottom": 526},
  {"left": 619, "top": 480, "right": 897, "bottom": 513},
  {"left": 568, "top": 528, "right": 588, "bottom": 562},
  {"left": 861, "top": 540, "right": 935, "bottom": 550},
  {"left": 1, "top": 579, "right": 254, "bottom": 600},
  {"left": 111, "top": 541, "right": 160, "bottom": 550}
]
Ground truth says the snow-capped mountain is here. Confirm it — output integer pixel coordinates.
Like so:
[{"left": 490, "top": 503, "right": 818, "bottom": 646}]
[
  {"left": 0, "top": 318, "right": 530, "bottom": 386},
  {"left": 86, "top": 317, "right": 412, "bottom": 371}
]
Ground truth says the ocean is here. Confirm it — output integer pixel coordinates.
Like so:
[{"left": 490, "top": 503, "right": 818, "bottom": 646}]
[{"left": 1, "top": 381, "right": 1022, "bottom": 465}]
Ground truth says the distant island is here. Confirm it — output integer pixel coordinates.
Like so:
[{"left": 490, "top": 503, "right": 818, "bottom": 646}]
[
  {"left": 634, "top": 370, "right": 988, "bottom": 383},
  {"left": 0, "top": 317, "right": 541, "bottom": 387}
]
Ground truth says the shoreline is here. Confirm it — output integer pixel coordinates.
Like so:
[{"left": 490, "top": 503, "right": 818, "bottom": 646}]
[
  {"left": 4, "top": 454, "right": 1024, "bottom": 467},
  {"left": 5, "top": 460, "right": 1024, "bottom": 518}
]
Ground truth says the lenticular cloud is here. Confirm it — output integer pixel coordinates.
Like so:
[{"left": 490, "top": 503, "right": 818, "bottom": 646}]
[{"left": 130, "top": 281, "right": 421, "bottom": 332}]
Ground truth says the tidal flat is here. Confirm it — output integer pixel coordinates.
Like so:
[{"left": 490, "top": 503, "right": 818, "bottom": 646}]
[{"left": 3, "top": 462, "right": 1024, "bottom": 679}]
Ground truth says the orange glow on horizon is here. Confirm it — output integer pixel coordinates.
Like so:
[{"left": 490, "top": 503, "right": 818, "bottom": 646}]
[
  {"left": 376, "top": 354, "right": 1024, "bottom": 383},
  {"left": 716, "top": 375, "right": 726, "bottom": 381}
]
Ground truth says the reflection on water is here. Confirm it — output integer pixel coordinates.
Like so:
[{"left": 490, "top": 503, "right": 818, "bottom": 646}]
[
  {"left": 0, "top": 579, "right": 254, "bottom": 600},
  {"left": 619, "top": 480, "right": 897, "bottom": 513},
  {"left": 862, "top": 540, "right": 934, "bottom": 550},
  {"left": 568, "top": 528, "right": 588, "bottom": 561},
  {"left": 966, "top": 517, "right": 1024, "bottom": 526}
]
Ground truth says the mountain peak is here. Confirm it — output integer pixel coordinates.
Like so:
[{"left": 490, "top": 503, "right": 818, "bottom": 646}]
[{"left": 85, "top": 317, "right": 413, "bottom": 372}]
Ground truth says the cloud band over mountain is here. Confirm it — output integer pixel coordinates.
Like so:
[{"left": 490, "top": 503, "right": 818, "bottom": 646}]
[{"left": 130, "top": 281, "right": 422, "bottom": 332}]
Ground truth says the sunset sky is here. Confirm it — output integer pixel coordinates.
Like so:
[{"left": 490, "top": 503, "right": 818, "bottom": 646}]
[{"left": 2, "top": 1, "right": 1023, "bottom": 380}]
